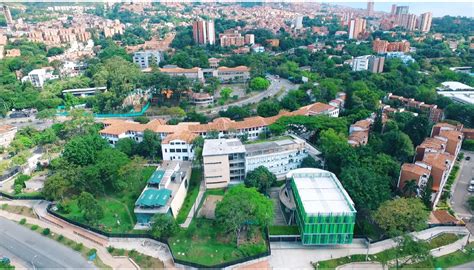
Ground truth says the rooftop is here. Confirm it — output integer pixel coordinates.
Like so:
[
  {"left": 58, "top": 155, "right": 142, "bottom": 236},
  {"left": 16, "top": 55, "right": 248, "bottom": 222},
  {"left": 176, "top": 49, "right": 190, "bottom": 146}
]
[
  {"left": 245, "top": 137, "right": 305, "bottom": 157},
  {"left": 147, "top": 169, "right": 165, "bottom": 185},
  {"left": 440, "top": 81, "right": 474, "bottom": 91},
  {"left": 135, "top": 188, "right": 171, "bottom": 207},
  {"left": 288, "top": 168, "right": 356, "bottom": 215},
  {"left": 202, "top": 138, "right": 245, "bottom": 157}
]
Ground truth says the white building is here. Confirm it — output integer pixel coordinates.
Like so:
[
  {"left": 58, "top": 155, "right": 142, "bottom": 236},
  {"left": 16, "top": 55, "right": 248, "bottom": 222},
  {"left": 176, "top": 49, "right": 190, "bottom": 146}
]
[
  {"left": 351, "top": 55, "right": 384, "bottom": 73},
  {"left": 25, "top": 67, "right": 59, "bottom": 88},
  {"left": 133, "top": 50, "right": 161, "bottom": 69},
  {"left": 245, "top": 136, "right": 308, "bottom": 179},
  {"left": 202, "top": 136, "right": 310, "bottom": 188},
  {"left": 161, "top": 132, "right": 197, "bottom": 161},
  {"left": 0, "top": 125, "right": 17, "bottom": 148},
  {"left": 437, "top": 81, "right": 474, "bottom": 104}
]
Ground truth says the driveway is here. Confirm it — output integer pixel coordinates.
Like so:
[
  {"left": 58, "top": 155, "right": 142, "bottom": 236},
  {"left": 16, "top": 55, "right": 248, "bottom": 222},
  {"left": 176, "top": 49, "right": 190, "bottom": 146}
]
[
  {"left": 0, "top": 216, "right": 94, "bottom": 269},
  {"left": 450, "top": 151, "right": 474, "bottom": 232}
]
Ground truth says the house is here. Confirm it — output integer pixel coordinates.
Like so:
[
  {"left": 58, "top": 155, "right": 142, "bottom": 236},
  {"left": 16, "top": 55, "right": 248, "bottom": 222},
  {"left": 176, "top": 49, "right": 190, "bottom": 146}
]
[
  {"left": 161, "top": 132, "right": 197, "bottom": 161},
  {"left": 0, "top": 125, "right": 17, "bottom": 148}
]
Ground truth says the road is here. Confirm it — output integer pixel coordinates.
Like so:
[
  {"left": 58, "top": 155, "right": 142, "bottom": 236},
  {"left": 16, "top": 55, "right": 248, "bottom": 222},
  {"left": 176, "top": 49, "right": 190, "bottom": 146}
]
[
  {"left": 0, "top": 216, "right": 94, "bottom": 269},
  {"left": 450, "top": 261, "right": 474, "bottom": 269},
  {"left": 198, "top": 75, "right": 299, "bottom": 115},
  {"left": 450, "top": 151, "right": 474, "bottom": 232}
]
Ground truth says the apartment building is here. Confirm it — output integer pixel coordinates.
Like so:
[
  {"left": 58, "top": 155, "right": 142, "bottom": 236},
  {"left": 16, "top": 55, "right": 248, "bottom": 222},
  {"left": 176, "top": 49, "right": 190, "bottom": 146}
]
[
  {"left": 161, "top": 132, "right": 197, "bottom": 161},
  {"left": 202, "top": 139, "right": 246, "bottom": 189},
  {"left": 216, "top": 66, "right": 250, "bottom": 83},
  {"left": 398, "top": 123, "right": 463, "bottom": 206},
  {"left": 351, "top": 55, "right": 385, "bottom": 73},
  {"left": 133, "top": 50, "right": 161, "bottom": 69},
  {"left": 100, "top": 101, "right": 339, "bottom": 145},
  {"left": 159, "top": 66, "right": 204, "bottom": 82},
  {"left": 192, "top": 19, "right": 215, "bottom": 45},
  {"left": 134, "top": 161, "right": 191, "bottom": 224},
  {"left": 419, "top": 12, "right": 433, "bottom": 33},
  {"left": 386, "top": 93, "right": 444, "bottom": 123},
  {"left": 288, "top": 168, "right": 356, "bottom": 245},
  {"left": 348, "top": 18, "right": 366, "bottom": 40},
  {"left": 203, "top": 136, "right": 309, "bottom": 188},
  {"left": 372, "top": 38, "right": 410, "bottom": 54},
  {"left": 0, "top": 125, "right": 17, "bottom": 148}
]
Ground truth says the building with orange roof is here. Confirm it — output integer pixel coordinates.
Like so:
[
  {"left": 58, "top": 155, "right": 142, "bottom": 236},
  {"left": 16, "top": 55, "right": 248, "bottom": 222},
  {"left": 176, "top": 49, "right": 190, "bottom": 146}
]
[
  {"left": 159, "top": 66, "right": 204, "bottom": 82},
  {"left": 398, "top": 162, "right": 432, "bottom": 191},
  {"left": 216, "top": 66, "right": 250, "bottom": 83},
  {"left": 386, "top": 93, "right": 444, "bottom": 123},
  {"left": 348, "top": 118, "right": 373, "bottom": 147}
]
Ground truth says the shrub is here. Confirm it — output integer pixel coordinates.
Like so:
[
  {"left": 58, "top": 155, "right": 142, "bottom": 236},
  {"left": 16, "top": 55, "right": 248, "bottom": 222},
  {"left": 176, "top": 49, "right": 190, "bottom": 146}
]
[
  {"left": 19, "top": 218, "right": 26, "bottom": 225},
  {"left": 30, "top": 225, "right": 39, "bottom": 231},
  {"left": 87, "top": 249, "right": 97, "bottom": 257},
  {"left": 57, "top": 235, "right": 64, "bottom": 241},
  {"left": 107, "top": 246, "right": 115, "bottom": 253},
  {"left": 42, "top": 228, "right": 50, "bottom": 235},
  {"left": 74, "top": 243, "right": 83, "bottom": 251},
  {"left": 468, "top": 197, "right": 474, "bottom": 211}
]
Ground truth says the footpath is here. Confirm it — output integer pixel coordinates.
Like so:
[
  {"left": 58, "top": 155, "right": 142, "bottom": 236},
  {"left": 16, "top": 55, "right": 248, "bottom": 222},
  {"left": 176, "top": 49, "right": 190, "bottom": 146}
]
[{"left": 0, "top": 199, "right": 176, "bottom": 269}]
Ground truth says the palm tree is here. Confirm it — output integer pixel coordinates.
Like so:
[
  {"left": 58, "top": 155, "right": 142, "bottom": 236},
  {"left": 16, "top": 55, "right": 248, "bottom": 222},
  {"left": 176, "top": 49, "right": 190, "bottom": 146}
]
[{"left": 402, "top": 179, "right": 419, "bottom": 197}]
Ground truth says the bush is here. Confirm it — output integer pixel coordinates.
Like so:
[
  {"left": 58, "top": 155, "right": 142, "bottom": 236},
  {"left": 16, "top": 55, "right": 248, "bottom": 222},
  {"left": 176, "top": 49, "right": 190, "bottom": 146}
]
[
  {"left": 19, "top": 218, "right": 26, "bottom": 225},
  {"left": 74, "top": 243, "right": 83, "bottom": 251},
  {"left": 31, "top": 225, "right": 39, "bottom": 231},
  {"left": 107, "top": 246, "right": 115, "bottom": 253},
  {"left": 87, "top": 248, "right": 97, "bottom": 257},
  {"left": 468, "top": 197, "right": 474, "bottom": 211},
  {"left": 133, "top": 116, "right": 150, "bottom": 124},
  {"left": 57, "top": 234, "right": 64, "bottom": 241},
  {"left": 42, "top": 228, "right": 50, "bottom": 235},
  {"left": 462, "top": 139, "right": 474, "bottom": 151}
]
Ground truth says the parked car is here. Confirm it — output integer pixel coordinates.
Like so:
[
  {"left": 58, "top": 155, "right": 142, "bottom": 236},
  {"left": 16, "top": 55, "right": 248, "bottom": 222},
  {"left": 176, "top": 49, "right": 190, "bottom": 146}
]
[
  {"left": 468, "top": 185, "right": 474, "bottom": 192},
  {"left": 466, "top": 156, "right": 471, "bottom": 161}
]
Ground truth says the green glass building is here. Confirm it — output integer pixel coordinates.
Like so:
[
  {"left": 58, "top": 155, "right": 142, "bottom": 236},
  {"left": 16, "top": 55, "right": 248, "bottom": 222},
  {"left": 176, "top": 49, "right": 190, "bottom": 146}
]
[{"left": 288, "top": 168, "right": 357, "bottom": 245}]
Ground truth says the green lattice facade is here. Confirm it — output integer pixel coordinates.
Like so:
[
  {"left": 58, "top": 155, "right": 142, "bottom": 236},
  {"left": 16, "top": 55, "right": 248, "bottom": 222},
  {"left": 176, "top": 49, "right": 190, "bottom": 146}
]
[{"left": 291, "top": 179, "right": 356, "bottom": 245}]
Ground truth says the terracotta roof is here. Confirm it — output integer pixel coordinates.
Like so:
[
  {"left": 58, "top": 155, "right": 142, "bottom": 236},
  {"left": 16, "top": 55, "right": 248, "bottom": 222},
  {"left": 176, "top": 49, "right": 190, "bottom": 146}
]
[
  {"left": 429, "top": 210, "right": 462, "bottom": 225},
  {"left": 401, "top": 163, "right": 431, "bottom": 177},
  {"left": 348, "top": 130, "right": 369, "bottom": 146},
  {"left": 191, "top": 92, "right": 212, "bottom": 99},
  {"left": 294, "top": 102, "right": 336, "bottom": 115},
  {"left": 418, "top": 137, "right": 446, "bottom": 151},
  {"left": 439, "top": 130, "right": 463, "bottom": 143},
  {"left": 422, "top": 152, "right": 454, "bottom": 171},
  {"left": 217, "top": 66, "right": 250, "bottom": 72},
  {"left": 162, "top": 131, "right": 198, "bottom": 144},
  {"left": 159, "top": 67, "right": 201, "bottom": 74},
  {"left": 0, "top": 124, "right": 16, "bottom": 134},
  {"left": 352, "top": 119, "right": 372, "bottom": 129}
]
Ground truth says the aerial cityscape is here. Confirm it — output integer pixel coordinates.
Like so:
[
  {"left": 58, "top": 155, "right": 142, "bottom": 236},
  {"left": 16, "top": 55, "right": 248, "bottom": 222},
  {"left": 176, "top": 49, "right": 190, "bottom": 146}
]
[{"left": 0, "top": 1, "right": 473, "bottom": 269}]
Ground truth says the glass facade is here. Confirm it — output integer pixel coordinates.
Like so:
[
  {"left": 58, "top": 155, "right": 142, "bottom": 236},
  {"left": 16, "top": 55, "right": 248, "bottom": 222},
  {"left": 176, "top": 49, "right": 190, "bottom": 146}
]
[{"left": 291, "top": 179, "right": 356, "bottom": 245}]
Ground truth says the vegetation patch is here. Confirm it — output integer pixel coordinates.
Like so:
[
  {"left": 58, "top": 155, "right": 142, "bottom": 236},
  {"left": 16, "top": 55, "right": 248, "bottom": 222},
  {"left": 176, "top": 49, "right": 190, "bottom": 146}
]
[
  {"left": 107, "top": 246, "right": 164, "bottom": 269},
  {"left": 176, "top": 168, "right": 202, "bottom": 224},
  {"left": 268, "top": 225, "right": 300, "bottom": 235},
  {"left": 0, "top": 203, "right": 37, "bottom": 218}
]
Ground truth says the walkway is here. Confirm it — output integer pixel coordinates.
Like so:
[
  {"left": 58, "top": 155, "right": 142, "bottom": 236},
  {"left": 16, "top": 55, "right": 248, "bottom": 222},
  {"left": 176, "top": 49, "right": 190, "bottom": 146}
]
[
  {"left": 180, "top": 180, "right": 206, "bottom": 228},
  {"left": 270, "top": 226, "right": 471, "bottom": 269}
]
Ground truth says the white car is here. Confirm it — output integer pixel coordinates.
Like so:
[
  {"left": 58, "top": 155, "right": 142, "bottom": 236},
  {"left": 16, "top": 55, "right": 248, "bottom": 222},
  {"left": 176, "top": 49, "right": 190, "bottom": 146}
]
[{"left": 468, "top": 185, "right": 474, "bottom": 192}]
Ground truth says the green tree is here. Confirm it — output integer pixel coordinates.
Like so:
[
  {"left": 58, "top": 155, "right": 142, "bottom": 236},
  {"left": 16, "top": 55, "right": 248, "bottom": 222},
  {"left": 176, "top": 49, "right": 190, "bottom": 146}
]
[
  {"left": 421, "top": 176, "right": 434, "bottom": 210},
  {"left": 257, "top": 100, "right": 281, "bottom": 117},
  {"left": 249, "top": 77, "right": 270, "bottom": 91},
  {"left": 136, "top": 129, "right": 161, "bottom": 160},
  {"left": 220, "top": 87, "right": 233, "bottom": 101},
  {"left": 219, "top": 106, "right": 250, "bottom": 121},
  {"left": 402, "top": 179, "right": 419, "bottom": 197},
  {"left": 403, "top": 116, "right": 431, "bottom": 146},
  {"left": 245, "top": 166, "right": 276, "bottom": 194},
  {"left": 215, "top": 185, "right": 274, "bottom": 245},
  {"left": 382, "top": 130, "right": 415, "bottom": 162},
  {"left": 300, "top": 156, "right": 322, "bottom": 168},
  {"left": 77, "top": 192, "right": 104, "bottom": 224},
  {"left": 62, "top": 134, "right": 108, "bottom": 166},
  {"left": 373, "top": 198, "right": 429, "bottom": 237},
  {"left": 115, "top": 138, "right": 137, "bottom": 157},
  {"left": 150, "top": 214, "right": 179, "bottom": 239}
]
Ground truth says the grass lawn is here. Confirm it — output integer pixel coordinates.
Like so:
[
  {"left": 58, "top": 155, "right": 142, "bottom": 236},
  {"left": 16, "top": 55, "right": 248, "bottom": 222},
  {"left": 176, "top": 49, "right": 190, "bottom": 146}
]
[
  {"left": 57, "top": 166, "right": 156, "bottom": 233},
  {"left": 21, "top": 221, "right": 111, "bottom": 269},
  {"left": 176, "top": 168, "right": 202, "bottom": 224},
  {"left": 401, "top": 242, "right": 474, "bottom": 269},
  {"left": 108, "top": 246, "right": 164, "bottom": 268},
  {"left": 169, "top": 218, "right": 268, "bottom": 266},
  {"left": 268, "top": 225, "right": 300, "bottom": 235},
  {"left": 317, "top": 233, "right": 465, "bottom": 270}
]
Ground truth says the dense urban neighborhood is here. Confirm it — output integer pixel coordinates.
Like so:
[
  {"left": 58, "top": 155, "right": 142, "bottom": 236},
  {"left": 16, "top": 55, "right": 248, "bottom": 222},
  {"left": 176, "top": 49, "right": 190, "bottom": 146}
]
[{"left": 0, "top": 1, "right": 473, "bottom": 269}]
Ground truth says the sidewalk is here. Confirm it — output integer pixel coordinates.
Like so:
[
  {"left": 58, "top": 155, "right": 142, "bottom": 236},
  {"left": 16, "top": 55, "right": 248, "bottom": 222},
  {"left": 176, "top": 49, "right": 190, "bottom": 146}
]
[
  {"left": 270, "top": 226, "right": 470, "bottom": 269},
  {"left": 180, "top": 180, "right": 205, "bottom": 228}
]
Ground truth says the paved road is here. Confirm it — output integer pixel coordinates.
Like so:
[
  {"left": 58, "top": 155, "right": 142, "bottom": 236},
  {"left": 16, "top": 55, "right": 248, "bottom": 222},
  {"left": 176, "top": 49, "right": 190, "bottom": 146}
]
[
  {"left": 198, "top": 75, "right": 299, "bottom": 115},
  {"left": 450, "top": 151, "right": 474, "bottom": 232},
  {"left": 0, "top": 217, "right": 94, "bottom": 269},
  {"left": 450, "top": 261, "right": 474, "bottom": 269}
]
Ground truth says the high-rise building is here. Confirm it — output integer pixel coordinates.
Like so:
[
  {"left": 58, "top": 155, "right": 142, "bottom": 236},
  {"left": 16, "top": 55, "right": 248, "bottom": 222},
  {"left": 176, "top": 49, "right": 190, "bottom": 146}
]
[
  {"left": 419, "top": 12, "right": 433, "bottom": 33},
  {"left": 348, "top": 18, "right": 366, "bottom": 40},
  {"left": 390, "top": 4, "right": 397, "bottom": 16},
  {"left": 294, "top": 15, "right": 303, "bottom": 30},
  {"left": 192, "top": 19, "right": 215, "bottom": 45},
  {"left": 396, "top": 6, "right": 409, "bottom": 15},
  {"left": 2, "top": 5, "right": 13, "bottom": 26},
  {"left": 406, "top": 14, "right": 418, "bottom": 31},
  {"left": 351, "top": 55, "right": 384, "bottom": 73},
  {"left": 133, "top": 50, "right": 161, "bottom": 69},
  {"left": 367, "top": 1, "right": 374, "bottom": 16}
]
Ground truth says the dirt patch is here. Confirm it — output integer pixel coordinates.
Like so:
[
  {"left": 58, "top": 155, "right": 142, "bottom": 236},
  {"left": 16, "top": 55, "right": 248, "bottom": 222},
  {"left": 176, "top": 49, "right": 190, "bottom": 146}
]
[{"left": 198, "top": 195, "right": 223, "bottom": 219}]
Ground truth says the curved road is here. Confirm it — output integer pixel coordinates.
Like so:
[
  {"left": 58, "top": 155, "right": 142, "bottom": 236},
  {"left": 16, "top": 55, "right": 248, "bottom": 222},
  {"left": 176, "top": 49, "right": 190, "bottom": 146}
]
[
  {"left": 0, "top": 217, "right": 94, "bottom": 269},
  {"left": 198, "top": 75, "right": 299, "bottom": 114}
]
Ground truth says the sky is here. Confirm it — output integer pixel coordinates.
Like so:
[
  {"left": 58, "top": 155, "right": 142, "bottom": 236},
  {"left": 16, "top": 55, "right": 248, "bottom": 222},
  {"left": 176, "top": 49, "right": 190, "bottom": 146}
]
[{"left": 337, "top": 2, "right": 474, "bottom": 17}]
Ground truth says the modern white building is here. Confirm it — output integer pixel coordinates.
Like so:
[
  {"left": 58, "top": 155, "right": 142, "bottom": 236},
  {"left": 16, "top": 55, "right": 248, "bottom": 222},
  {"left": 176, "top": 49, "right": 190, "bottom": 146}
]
[
  {"left": 351, "top": 55, "right": 384, "bottom": 73},
  {"left": 134, "top": 161, "right": 192, "bottom": 225},
  {"left": 161, "top": 132, "right": 197, "bottom": 161},
  {"left": 436, "top": 81, "right": 474, "bottom": 105},
  {"left": 24, "top": 67, "right": 59, "bottom": 88},
  {"left": 133, "top": 50, "right": 161, "bottom": 69},
  {"left": 202, "top": 136, "right": 310, "bottom": 189}
]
